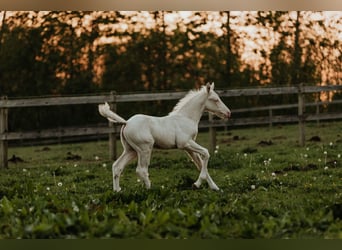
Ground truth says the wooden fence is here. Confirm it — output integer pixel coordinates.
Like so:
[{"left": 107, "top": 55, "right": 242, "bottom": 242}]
[{"left": 1, "top": 84, "right": 342, "bottom": 168}]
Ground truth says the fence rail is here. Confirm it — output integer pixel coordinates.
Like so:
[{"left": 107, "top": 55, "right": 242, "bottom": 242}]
[
  {"left": 1, "top": 84, "right": 342, "bottom": 168},
  {"left": 1, "top": 85, "right": 341, "bottom": 108}
]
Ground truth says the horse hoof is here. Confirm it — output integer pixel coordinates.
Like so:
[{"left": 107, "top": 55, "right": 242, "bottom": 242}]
[{"left": 192, "top": 183, "right": 200, "bottom": 189}]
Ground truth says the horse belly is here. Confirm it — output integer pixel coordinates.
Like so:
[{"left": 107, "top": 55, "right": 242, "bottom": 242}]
[
  {"left": 151, "top": 125, "right": 177, "bottom": 149},
  {"left": 150, "top": 117, "right": 195, "bottom": 149}
]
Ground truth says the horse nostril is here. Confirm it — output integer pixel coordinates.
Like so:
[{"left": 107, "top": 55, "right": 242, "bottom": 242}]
[{"left": 227, "top": 112, "right": 231, "bottom": 118}]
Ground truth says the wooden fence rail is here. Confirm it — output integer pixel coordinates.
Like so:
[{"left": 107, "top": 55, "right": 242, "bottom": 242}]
[{"left": 1, "top": 84, "right": 341, "bottom": 168}]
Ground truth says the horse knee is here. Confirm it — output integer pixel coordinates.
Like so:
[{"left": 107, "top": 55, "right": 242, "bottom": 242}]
[{"left": 201, "top": 148, "right": 210, "bottom": 160}]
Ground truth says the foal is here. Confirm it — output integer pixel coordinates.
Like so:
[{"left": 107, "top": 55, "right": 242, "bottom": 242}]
[{"left": 99, "top": 82, "right": 231, "bottom": 192}]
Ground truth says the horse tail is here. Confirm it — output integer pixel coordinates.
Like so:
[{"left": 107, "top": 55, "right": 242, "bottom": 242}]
[{"left": 98, "top": 102, "right": 127, "bottom": 124}]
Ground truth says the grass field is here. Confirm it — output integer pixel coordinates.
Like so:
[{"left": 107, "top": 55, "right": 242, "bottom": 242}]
[{"left": 0, "top": 122, "right": 341, "bottom": 238}]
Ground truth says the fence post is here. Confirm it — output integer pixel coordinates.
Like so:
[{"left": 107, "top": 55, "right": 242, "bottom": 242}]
[
  {"left": 298, "top": 83, "right": 305, "bottom": 147},
  {"left": 0, "top": 96, "right": 8, "bottom": 169},
  {"left": 269, "top": 108, "right": 273, "bottom": 128},
  {"left": 108, "top": 91, "right": 117, "bottom": 161},
  {"left": 208, "top": 113, "right": 216, "bottom": 153},
  {"left": 316, "top": 101, "right": 320, "bottom": 126}
]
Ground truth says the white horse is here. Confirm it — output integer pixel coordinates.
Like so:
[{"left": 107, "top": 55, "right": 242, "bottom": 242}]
[{"left": 98, "top": 82, "right": 231, "bottom": 192}]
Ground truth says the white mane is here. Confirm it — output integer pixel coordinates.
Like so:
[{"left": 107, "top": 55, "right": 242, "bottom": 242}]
[{"left": 169, "top": 86, "right": 206, "bottom": 115}]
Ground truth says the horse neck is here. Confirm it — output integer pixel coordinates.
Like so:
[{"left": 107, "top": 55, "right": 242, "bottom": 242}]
[{"left": 173, "top": 91, "right": 206, "bottom": 123}]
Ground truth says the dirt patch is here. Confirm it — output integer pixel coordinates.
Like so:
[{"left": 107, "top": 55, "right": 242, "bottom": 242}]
[
  {"left": 258, "top": 140, "right": 273, "bottom": 146},
  {"left": 8, "top": 155, "right": 25, "bottom": 163},
  {"left": 242, "top": 147, "right": 258, "bottom": 154},
  {"left": 65, "top": 152, "right": 82, "bottom": 161},
  {"left": 308, "top": 136, "right": 321, "bottom": 142},
  {"left": 219, "top": 135, "right": 247, "bottom": 144}
]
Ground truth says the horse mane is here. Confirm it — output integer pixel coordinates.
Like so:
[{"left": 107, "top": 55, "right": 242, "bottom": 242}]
[{"left": 169, "top": 86, "right": 206, "bottom": 115}]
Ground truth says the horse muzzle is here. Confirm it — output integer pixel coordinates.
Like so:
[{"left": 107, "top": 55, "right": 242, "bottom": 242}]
[{"left": 216, "top": 111, "right": 231, "bottom": 120}]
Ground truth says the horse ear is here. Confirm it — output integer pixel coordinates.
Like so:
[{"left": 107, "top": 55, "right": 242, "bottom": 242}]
[
  {"left": 211, "top": 82, "right": 215, "bottom": 90},
  {"left": 206, "top": 82, "right": 211, "bottom": 93}
]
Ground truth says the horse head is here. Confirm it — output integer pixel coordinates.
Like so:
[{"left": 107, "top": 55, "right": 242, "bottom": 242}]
[{"left": 204, "top": 82, "right": 231, "bottom": 119}]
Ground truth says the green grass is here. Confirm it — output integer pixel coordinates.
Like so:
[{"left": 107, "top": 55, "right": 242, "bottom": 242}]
[{"left": 0, "top": 122, "right": 341, "bottom": 238}]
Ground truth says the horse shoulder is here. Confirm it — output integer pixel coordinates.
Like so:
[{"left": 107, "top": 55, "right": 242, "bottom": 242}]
[{"left": 166, "top": 115, "right": 198, "bottom": 147}]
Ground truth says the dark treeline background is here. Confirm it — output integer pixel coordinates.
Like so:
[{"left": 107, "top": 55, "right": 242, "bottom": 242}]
[{"left": 0, "top": 11, "right": 341, "bottom": 131}]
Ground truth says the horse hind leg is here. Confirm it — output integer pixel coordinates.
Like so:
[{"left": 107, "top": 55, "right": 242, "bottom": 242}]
[
  {"left": 112, "top": 150, "right": 136, "bottom": 192},
  {"left": 186, "top": 150, "right": 202, "bottom": 171},
  {"left": 135, "top": 146, "right": 153, "bottom": 189},
  {"left": 112, "top": 127, "right": 137, "bottom": 192}
]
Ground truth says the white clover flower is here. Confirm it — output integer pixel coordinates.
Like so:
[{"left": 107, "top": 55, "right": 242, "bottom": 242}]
[
  {"left": 329, "top": 142, "right": 333, "bottom": 146},
  {"left": 46, "top": 187, "right": 50, "bottom": 191},
  {"left": 72, "top": 201, "right": 79, "bottom": 213},
  {"left": 215, "top": 145, "right": 220, "bottom": 150},
  {"left": 304, "top": 154, "right": 308, "bottom": 158},
  {"left": 94, "top": 156, "right": 100, "bottom": 161},
  {"left": 324, "top": 166, "right": 329, "bottom": 170},
  {"left": 338, "top": 154, "right": 341, "bottom": 159},
  {"left": 92, "top": 199, "right": 100, "bottom": 205},
  {"left": 102, "top": 163, "right": 107, "bottom": 167},
  {"left": 57, "top": 182, "right": 63, "bottom": 187},
  {"left": 324, "top": 151, "right": 327, "bottom": 155},
  {"left": 74, "top": 164, "right": 78, "bottom": 167},
  {"left": 244, "top": 153, "right": 248, "bottom": 158},
  {"left": 22, "top": 168, "right": 27, "bottom": 172},
  {"left": 251, "top": 185, "right": 256, "bottom": 190},
  {"left": 264, "top": 159, "right": 271, "bottom": 166},
  {"left": 271, "top": 172, "right": 276, "bottom": 177},
  {"left": 214, "top": 150, "right": 218, "bottom": 154},
  {"left": 306, "top": 147, "right": 310, "bottom": 151}
]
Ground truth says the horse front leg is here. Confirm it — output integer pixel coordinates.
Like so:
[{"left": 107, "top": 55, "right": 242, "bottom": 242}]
[{"left": 184, "top": 140, "right": 219, "bottom": 191}]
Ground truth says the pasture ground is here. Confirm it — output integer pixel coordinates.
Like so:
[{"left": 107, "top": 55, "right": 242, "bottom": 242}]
[{"left": 0, "top": 121, "right": 341, "bottom": 238}]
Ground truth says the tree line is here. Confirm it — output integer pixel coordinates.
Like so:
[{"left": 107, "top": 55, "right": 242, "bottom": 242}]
[{"left": 0, "top": 11, "right": 341, "bottom": 131}]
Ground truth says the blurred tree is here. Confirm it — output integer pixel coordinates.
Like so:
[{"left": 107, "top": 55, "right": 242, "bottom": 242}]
[
  {"left": 0, "top": 11, "right": 340, "bottom": 130},
  {"left": 0, "top": 12, "right": 55, "bottom": 97},
  {"left": 257, "top": 11, "right": 341, "bottom": 87}
]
